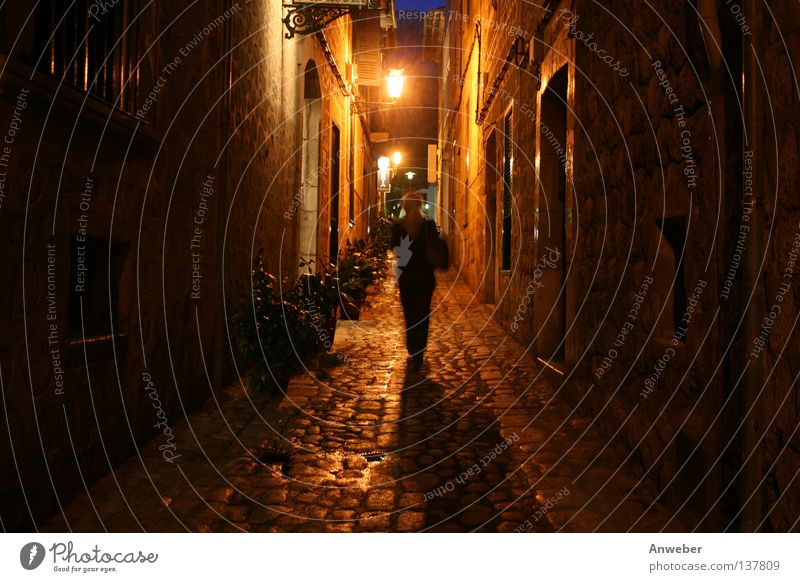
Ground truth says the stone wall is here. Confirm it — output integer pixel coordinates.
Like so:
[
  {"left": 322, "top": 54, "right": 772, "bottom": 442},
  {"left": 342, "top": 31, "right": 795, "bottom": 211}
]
[
  {"left": 0, "top": 0, "right": 380, "bottom": 529},
  {"left": 747, "top": 2, "right": 800, "bottom": 532},
  {"left": 565, "top": 0, "right": 726, "bottom": 529},
  {"left": 439, "top": 0, "right": 799, "bottom": 530},
  {"left": 0, "top": 0, "right": 304, "bottom": 530}
]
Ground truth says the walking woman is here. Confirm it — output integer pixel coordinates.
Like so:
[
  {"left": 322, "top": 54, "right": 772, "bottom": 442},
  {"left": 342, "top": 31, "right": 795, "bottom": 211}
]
[{"left": 391, "top": 189, "right": 448, "bottom": 370}]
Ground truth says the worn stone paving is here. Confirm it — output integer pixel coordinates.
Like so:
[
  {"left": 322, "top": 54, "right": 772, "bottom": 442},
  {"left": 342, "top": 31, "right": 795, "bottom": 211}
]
[{"left": 41, "top": 272, "right": 684, "bottom": 532}]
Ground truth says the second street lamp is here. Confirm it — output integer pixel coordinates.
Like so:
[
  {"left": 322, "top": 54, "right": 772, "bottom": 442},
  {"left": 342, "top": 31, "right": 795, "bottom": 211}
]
[
  {"left": 352, "top": 69, "right": 406, "bottom": 113},
  {"left": 385, "top": 69, "right": 405, "bottom": 102}
]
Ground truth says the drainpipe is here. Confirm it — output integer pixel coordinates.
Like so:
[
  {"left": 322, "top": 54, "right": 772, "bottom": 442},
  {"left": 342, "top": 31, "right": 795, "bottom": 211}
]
[
  {"left": 699, "top": 0, "right": 761, "bottom": 531},
  {"left": 698, "top": 0, "right": 726, "bottom": 529},
  {"left": 741, "top": 0, "right": 763, "bottom": 532},
  {"left": 349, "top": 92, "right": 355, "bottom": 239},
  {"left": 475, "top": 20, "right": 481, "bottom": 123}
]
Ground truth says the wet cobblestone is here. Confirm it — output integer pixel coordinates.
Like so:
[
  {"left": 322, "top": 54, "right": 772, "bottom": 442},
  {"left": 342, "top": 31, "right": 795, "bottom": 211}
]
[{"left": 41, "top": 273, "right": 683, "bottom": 532}]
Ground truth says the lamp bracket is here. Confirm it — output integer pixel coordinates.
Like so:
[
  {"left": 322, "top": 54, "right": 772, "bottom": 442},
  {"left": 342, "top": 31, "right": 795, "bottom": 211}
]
[
  {"left": 350, "top": 99, "right": 397, "bottom": 115},
  {"left": 512, "top": 35, "right": 529, "bottom": 68},
  {"left": 283, "top": 2, "right": 383, "bottom": 39}
]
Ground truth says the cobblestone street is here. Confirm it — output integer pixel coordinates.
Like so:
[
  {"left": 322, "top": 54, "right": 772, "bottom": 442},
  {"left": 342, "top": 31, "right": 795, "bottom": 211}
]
[{"left": 42, "top": 273, "right": 682, "bottom": 533}]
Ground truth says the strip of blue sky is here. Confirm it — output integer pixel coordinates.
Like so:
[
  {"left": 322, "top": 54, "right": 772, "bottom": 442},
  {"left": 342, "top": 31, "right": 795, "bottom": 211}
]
[{"left": 395, "top": 0, "right": 444, "bottom": 11}]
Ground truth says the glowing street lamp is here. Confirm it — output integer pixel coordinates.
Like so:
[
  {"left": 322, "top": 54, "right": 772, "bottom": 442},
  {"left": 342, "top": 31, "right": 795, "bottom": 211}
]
[
  {"left": 385, "top": 69, "right": 405, "bottom": 101},
  {"left": 405, "top": 171, "right": 416, "bottom": 180},
  {"left": 392, "top": 151, "right": 402, "bottom": 167},
  {"left": 351, "top": 69, "right": 405, "bottom": 114}
]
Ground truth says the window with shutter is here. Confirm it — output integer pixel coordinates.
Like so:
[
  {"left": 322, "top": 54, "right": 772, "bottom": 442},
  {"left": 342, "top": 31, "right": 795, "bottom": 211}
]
[{"left": 354, "top": 16, "right": 382, "bottom": 87}]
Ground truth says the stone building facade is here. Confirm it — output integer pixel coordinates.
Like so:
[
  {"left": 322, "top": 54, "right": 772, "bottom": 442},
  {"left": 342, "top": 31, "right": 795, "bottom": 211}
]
[
  {"left": 0, "top": 1, "right": 393, "bottom": 530},
  {"left": 438, "top": 0, "right": 799, "bottom": 531}
]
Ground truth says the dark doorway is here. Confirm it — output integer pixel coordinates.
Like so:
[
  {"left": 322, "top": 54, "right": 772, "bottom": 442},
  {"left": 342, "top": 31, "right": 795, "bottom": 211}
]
[
  {"left": 656, "top": 215, "right": 688, "bottom": 337},
  {"left": 501, "top": 113, "right": 513, "bottom": 271},
  {"left": 484, "top": 130, "right": 498, "bottom": 303},
  {"left": 535, "top": 66, "right": 568, "bottom": 362},
  {"left": 329, "top": 123, "right": 341, "bottom": 263}
]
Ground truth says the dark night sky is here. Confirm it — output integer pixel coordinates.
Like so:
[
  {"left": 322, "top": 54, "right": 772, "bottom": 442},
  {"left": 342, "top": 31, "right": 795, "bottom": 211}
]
[{"left": 395, "top": 0, "right": 444, "bottom": 10}]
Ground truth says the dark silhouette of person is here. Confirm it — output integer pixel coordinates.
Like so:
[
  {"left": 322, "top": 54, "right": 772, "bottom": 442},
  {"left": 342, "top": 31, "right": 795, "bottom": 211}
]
[{"left": 391, "top": 189, "right": 443, "bottom": 370}]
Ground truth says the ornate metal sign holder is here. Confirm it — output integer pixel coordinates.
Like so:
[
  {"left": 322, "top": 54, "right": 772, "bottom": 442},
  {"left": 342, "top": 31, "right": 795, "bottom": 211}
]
[{"left": 283, "top": 1, "right": 380, "bottom": 39}]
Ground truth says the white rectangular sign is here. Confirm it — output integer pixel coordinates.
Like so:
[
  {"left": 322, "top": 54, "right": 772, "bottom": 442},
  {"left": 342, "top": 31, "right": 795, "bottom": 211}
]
[{"left": 378, "top": 166, "right": 390, "bottom": 192}]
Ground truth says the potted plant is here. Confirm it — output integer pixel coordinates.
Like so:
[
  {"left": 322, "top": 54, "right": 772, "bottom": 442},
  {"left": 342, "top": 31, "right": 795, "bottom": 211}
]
[
  {"left": 232, "top": 254, "right": 325, "bottom": 395},
  {"left": 335, "top": 246, "right": 367, "bottom": 320},
  {"left": 290, "top": 259, "right": 343, "bottom": 350},
  {"left": 373, "top": 214, "right": 395, "bottom": 250},
  {"left": 334, "top": 236, "right": 391, "bottom": 320}
]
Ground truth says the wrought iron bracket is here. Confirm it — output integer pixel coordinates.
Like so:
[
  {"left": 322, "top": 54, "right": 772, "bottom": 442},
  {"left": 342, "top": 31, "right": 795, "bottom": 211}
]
[
  {"left": 512, "top": 35, "right": 529, "bottom": 68},
  {"left": 350, "top": 99, "right": 396, "bottom": 116},
  {"left": 283, "top": 4, "right": 351, "bottom": 39},
  {"left": 283, "top": 2, "right": 383, "bottom": 39}
]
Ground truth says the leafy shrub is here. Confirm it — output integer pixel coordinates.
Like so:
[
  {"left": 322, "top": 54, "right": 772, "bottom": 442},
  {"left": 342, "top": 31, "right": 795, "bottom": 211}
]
[
  {"left": 232, "top": 254, "right": 324, "bottom": 393},
  {"left": 232, "top": 227, "right": 392, "bottom": 393}
]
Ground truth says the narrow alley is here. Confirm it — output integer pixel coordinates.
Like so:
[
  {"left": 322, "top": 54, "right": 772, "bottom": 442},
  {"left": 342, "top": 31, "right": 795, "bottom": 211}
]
[
  {"left": 2, "top": 0, "right": 799, "bottom": 554},
  {"left": 41, "top": 273, "right": 679, "bottom": 533}
]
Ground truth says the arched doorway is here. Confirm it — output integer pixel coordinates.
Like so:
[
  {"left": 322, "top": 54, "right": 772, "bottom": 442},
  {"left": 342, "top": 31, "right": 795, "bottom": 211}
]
[
  {"left": 535, "top": 66, "right": 568, "bottom": 362},
  {"left": 299, "top": 60, "right": 322, "bottom": 273}
]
